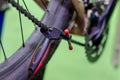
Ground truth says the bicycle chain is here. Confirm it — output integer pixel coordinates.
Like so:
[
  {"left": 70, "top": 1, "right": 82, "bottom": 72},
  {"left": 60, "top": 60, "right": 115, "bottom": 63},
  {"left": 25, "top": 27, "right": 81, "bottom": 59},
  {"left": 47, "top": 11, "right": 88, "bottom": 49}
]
[{"left": 8, "top": 0, "right": 49, "bottom": 30}]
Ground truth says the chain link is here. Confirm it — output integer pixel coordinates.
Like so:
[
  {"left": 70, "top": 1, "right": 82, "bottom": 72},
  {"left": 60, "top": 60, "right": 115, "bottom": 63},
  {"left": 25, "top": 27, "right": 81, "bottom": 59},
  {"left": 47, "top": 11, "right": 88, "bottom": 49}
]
[{"left": 8, "top": 0, "right": 49, "bottom": 30}]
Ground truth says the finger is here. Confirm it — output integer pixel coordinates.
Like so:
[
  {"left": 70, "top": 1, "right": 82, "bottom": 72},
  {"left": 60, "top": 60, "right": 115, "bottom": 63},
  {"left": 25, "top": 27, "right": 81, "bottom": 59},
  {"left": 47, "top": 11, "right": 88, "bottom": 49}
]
[
  {"left": 72, "top": 0, "right": 86, "bottom": 36},
  {"left": 71, "top": 0, "right": 85, "bottom": 20}
]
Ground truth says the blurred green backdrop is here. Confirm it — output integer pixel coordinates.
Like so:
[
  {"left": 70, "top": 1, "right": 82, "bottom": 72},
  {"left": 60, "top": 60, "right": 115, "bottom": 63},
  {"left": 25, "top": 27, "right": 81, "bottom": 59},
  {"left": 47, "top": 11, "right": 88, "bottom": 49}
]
[{"left": 1, "top": 0, "right": 120, "bottom": 80}]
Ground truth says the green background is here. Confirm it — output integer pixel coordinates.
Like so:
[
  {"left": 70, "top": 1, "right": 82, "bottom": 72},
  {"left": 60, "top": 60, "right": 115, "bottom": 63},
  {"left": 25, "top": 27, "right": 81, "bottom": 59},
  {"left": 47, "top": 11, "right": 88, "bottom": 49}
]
[{"left": 1, "top": 0, "right": 120, "bottom": 80}]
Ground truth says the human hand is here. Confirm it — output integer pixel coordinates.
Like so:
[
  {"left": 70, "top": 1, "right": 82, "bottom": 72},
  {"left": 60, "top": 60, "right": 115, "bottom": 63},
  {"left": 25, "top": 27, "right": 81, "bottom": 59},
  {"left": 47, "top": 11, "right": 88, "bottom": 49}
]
[{"left": 34, "top": 0, "right": 87, "bottom": 36}]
